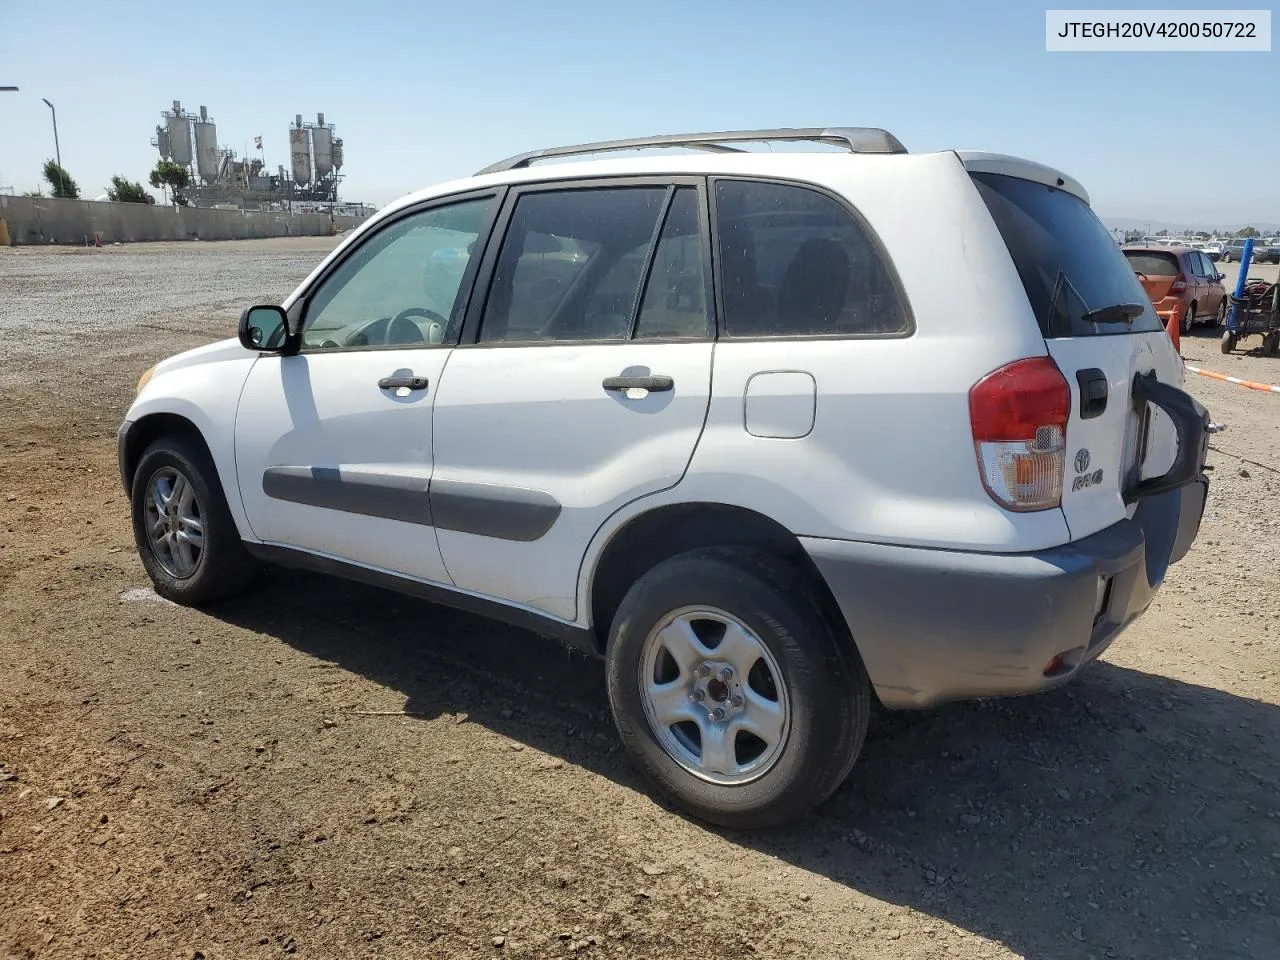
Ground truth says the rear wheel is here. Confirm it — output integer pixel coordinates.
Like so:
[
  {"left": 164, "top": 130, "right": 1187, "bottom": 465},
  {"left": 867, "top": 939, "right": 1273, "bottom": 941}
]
[
  {"left": 130, "top": 435, "right": 258, "bottom": 605},
  {"left": 1210, "top": 298, "right": 1227, "bottom": 329},
  {"left": 605, "top": 548, "right": 870, "bottom": 830},
  {"left": 1221, "top": 330, "right": 1237, "bottom": 354}
]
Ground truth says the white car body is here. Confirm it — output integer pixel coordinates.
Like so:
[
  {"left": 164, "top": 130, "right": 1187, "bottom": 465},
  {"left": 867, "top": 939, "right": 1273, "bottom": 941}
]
[{"left": 122, "top": 134, "right": 1210, "bottom": 713}]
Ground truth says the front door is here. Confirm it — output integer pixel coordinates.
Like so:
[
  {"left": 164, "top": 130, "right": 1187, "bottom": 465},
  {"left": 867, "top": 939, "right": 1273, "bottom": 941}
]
[
  {"left": 234, "top": 193, "right": 498, "bottom": 582},
  {"left": 429, "top": 181, "right": 715, "bottom": 620}
]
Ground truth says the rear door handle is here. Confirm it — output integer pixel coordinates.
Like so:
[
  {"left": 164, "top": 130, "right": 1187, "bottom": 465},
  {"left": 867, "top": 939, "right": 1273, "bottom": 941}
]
[
  {"left": 378, "top": 375, "right": 429, "bottom": 391},
  {"left": 602, "top": 375, "right": 674, "bottom": 393},
  {"left": 1076, "top": 368, "right": 1108, "bottom": 419}
]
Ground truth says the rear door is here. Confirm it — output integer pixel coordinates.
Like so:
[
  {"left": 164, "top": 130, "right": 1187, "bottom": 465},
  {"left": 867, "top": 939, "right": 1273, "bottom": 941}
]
[
  {"left": 1195, "top": 252, "right": 1224, "bottom": 317},
  {"left": 972, "top": 172, "right": 1181, "bottom": 541},
  {"left": 427, "top": 179, "right": 715, "bottom": 620}
]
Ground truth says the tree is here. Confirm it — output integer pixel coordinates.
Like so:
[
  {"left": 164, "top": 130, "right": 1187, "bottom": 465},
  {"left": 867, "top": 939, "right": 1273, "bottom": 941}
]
[
  {"left": 107, "top": 175, "right": 154, "bottom": 204},
  {"left": 149, "top": 160, "right": 190, "bottom": 206},
  {"left": 1236, "top": 226, "right": 1260, "bottom": 238},
  {"left": 42, "top": 159, "right": 79, "bottom": 199}
]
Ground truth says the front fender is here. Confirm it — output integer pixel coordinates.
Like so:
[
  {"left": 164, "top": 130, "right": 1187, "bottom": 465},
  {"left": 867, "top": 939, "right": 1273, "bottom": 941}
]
[{"left": 123, "top": 351, "right": 260, "bottom": 540}]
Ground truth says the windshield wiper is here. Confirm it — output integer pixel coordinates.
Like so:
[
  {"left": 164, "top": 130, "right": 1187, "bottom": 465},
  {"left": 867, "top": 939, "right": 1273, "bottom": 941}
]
[{"left": 1081, "top": 302, "right": 1145, "bottom": 324}]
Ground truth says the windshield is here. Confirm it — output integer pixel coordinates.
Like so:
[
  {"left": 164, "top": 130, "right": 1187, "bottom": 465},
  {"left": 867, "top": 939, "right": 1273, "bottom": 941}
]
[{"left": 973, "top": 173, "right": 1165, "bottom": 338}]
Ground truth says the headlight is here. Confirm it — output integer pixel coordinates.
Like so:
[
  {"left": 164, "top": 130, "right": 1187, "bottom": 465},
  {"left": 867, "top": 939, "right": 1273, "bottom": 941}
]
[{"left": 136, "top": 365, "right": 156, "bottom": 395}]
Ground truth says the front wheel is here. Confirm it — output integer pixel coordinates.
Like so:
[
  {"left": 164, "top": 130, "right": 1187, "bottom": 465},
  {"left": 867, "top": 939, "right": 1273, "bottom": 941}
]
[
  {"left": 605, "top": 548, "right": 870, "bottom": 829},
  {"left": 1221, "top": 330, "right": 1237, "bottom": 354},
  {"left": 131, "top": 435, "right": 259, "bottom": 605},
  {"left": 1208, "top": 298, "right": 1226, "bottom": 329},
  {"left": 1182, "top": 302, "right": 1196, "bottom": 335}
]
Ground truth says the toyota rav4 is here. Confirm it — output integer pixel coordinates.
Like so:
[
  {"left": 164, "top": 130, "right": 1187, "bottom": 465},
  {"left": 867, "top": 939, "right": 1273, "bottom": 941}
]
[{"left": 119, "top": 127, "right": 1211, "bottom": 828}]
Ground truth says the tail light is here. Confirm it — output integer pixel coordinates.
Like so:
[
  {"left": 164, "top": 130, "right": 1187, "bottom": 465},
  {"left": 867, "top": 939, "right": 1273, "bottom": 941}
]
[
  {"left": 969, "top": 357, "right": 1071, "bottom": 512},
  {"left": 1169, "top": 274, "right": 1188, "bottom": 293}
]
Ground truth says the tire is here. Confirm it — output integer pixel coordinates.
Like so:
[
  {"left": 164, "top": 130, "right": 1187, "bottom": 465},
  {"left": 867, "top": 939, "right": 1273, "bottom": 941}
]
[
  {"left": 1209, "top": 298, "right": 1226, "bottom": 329},
  {"left": 1220, "top": 330, "right": 1236, "bottom": 354},
  {"left": 1182, "top": 302, "right": 1196, "bottom": 335},
  {"left": 130, "top": 435, "right": 259, "bottom": 605},
  {"left": 605, "top": 547, "right": 870, "bottom": 830}
]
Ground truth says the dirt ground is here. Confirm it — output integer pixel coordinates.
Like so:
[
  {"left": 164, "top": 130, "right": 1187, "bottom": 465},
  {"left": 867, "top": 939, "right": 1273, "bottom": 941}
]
[{"left": 1, "top": 240, "right": 1278, "bottom": 960}]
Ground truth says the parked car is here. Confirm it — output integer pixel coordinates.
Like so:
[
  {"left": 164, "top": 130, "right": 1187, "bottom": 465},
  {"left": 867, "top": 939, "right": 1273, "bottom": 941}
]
[
  {"left": 118, "top": 127, "right": 1211, "bottom": 828},
  {"left": 1123, "top": 245, "right": 1228, "bottom": 334},
  {"left": 1223, "top": 238, "right": 1280, "bottom": 264},
  {"left": 1199, "top": 241, "right": 1224, "bottom": 262}
]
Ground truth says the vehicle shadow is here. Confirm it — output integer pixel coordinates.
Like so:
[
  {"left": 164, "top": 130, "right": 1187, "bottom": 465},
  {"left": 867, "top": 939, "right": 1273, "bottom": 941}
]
[{"left": 209, "top": 567, "right": 1280, "bottom": 960}]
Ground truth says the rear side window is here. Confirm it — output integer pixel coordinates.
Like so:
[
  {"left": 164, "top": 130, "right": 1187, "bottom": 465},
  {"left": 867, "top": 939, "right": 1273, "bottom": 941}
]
[
  {"left": 973, "top": 173, "right": 1164, "bottom": 337},
  {"left": 713, "top": 180, "right": 910, "bottom": 338},
  {"left": 1123, "top": 251, "right": 1180, "bottom": 277}
]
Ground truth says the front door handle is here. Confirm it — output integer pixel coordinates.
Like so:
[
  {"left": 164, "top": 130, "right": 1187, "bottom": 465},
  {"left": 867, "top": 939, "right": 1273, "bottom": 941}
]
[
  {"left": 378, "top": 375, "right": 429, "bottom": 391},
  {"left": 602, "top": 375, "right": 674, "bottom": 394}
]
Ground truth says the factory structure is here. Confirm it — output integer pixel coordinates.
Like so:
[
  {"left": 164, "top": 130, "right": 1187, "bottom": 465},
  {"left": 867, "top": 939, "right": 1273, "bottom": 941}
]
[{"left": 152, "top": 101, "right": 373, "bottom": 217}]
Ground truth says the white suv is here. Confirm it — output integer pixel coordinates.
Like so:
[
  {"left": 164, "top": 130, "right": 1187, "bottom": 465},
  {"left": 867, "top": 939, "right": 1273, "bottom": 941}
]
[{"left": 119, "top": 128, "right": 1211, "bottom": 828}]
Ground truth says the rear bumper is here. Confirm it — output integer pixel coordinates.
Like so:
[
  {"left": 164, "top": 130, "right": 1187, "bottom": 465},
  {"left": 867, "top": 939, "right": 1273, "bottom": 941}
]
[
  {"left": 1152, "top": 297, "right": 1186, "bottom": 324},
  {"left": 803, "top": 481, "right": 1208, "bottom": 709}
]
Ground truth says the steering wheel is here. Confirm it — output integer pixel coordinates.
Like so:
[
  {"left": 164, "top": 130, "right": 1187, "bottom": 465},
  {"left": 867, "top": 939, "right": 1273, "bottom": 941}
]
[{"left": 387, "top": 307, "right": 448, "bottom": 345}]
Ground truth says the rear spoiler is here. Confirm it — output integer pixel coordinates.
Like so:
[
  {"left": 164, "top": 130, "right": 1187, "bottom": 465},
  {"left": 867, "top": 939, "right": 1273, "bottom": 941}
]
[{"left": 955, "top": 151, "right": 1090, "bottom": 205}]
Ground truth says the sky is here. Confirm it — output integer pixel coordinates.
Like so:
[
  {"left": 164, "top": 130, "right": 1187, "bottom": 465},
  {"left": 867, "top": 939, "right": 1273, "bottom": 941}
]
[{"left": 1, "top": 0, "right": 1276, "bottom": 227}]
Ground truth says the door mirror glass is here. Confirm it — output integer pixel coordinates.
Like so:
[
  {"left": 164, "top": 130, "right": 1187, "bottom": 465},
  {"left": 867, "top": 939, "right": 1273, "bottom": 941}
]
[{"left": 239, "top": 305, "right": 290, "bottom": 352}]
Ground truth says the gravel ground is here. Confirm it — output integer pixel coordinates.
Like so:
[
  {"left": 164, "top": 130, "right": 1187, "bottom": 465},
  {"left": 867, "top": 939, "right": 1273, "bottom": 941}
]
[{"left": 1, "top": 240, "right": 1278, "bottom": 960}]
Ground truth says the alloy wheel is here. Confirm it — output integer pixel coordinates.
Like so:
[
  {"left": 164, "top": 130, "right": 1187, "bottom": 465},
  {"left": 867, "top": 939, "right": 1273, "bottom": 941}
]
[{"left": 143, "top": 467, "right": 204, "bottom": 578}]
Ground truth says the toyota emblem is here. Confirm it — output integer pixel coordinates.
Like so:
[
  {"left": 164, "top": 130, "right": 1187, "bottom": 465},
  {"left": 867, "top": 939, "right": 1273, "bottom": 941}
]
[{"left": 1074, "top": 448, "right": 1091, "bottom": 474}]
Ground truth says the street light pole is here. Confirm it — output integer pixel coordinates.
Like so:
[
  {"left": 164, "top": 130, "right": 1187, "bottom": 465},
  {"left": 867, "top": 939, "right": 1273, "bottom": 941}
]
[{"left": 40, "top": 98, "right": 61, "bottom": 172}]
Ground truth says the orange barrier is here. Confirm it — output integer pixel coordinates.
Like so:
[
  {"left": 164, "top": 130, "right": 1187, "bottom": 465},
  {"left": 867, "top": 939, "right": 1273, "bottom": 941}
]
[{"left": 1183, "top": 364, "right": 1280, "bottom": 394}]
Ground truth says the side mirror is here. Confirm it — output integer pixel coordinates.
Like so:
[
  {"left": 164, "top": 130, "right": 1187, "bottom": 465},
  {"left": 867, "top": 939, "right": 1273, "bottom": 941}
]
[
  {"left": 1218, "top": 273, "right": 1226, "bottom": 281},
  {"left": 239, "top": 305, "right": 290, "bottom": 352}
]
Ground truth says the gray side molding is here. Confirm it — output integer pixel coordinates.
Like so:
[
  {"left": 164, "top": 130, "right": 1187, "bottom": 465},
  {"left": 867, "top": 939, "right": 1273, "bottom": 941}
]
[
  {"left": 263, "top": 466, "right": 432, "bottom": 525},
  {"left": 429, "top": 478, "right": 561, "bottom": 542}
]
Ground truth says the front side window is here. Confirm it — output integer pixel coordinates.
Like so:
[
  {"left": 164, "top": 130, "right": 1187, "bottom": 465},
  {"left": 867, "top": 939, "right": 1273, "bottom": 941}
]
[
  {"left": 479, "top": 188, "right": 667, "bottom": 343},
  {"left": 302, "top": 196, "right": 493, "bottom": 351},
  {"left": 713, "top": 179, "right": 910, "bottom": 338}
]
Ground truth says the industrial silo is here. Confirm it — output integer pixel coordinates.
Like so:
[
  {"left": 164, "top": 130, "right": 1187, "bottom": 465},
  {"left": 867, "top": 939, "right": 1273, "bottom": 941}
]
[
  {"left": 289, "top": 119, "right": 312, "bottom": 186},
  {"left": 193, "top": 106, "right": 219, "bottom": 184},
  {"left": 312, "top": 114, "right": 334, "bottom": 180},
  {"left": 166, "top": 113, "right": 193, "bottom": 165},
  {"left": 331, "top": 138, "right": 344, "bottom": 170}
]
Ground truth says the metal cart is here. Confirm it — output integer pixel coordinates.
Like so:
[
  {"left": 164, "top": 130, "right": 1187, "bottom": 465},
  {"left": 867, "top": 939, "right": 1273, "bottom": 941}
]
[
  {"left": 1221, "top": 237, "right": 1280, "bottom": 355},
  {"left": 1222, "top": 278, "right": 1280, "bottom": 355}
]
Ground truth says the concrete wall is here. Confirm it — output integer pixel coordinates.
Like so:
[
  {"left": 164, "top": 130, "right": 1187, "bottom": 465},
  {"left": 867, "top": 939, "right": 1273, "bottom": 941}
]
[{"left": 0, "top": 195, "right": 366, "bottom": 246}]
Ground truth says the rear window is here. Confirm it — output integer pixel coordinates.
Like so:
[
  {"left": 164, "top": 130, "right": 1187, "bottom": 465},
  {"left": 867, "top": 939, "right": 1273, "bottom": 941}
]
[
  {"left": 1123, "top": 251, "right": 1180, "bottom": 277},
  {"left": 972, "top": 173, "right": 1164, "bottom": 338}
]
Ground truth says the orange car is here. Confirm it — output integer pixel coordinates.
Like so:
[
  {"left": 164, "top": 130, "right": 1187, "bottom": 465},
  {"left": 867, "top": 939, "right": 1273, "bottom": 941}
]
[{"left": 1123, "top": 245, "right": 1228, "bottom": 338}]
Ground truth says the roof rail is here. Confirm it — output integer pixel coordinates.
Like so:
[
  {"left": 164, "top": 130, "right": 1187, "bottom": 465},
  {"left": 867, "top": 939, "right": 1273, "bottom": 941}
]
[{"left": 475, "top": 127, "right": 908, "bottom": 175}]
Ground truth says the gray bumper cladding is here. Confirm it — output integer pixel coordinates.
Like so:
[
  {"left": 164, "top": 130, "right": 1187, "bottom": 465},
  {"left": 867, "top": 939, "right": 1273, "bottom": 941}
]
[{"left": 803, "top": 483, "right": 1207, "bottom": 709}]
